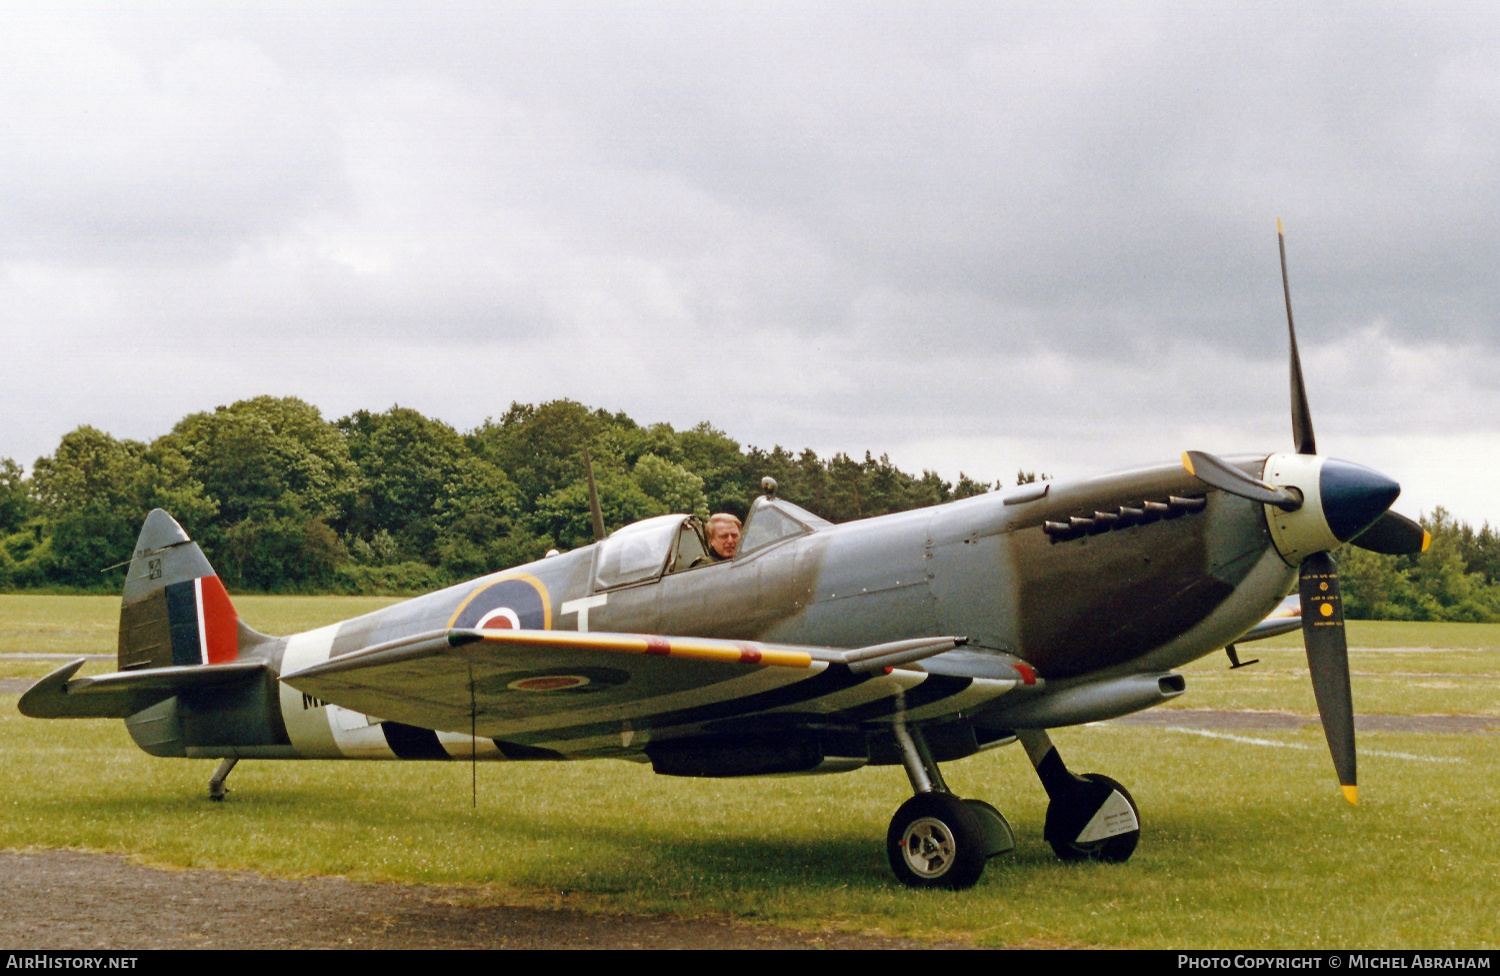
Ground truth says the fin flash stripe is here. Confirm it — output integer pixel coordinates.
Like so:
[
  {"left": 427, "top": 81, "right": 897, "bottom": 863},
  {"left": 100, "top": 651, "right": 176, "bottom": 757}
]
[{"left": 165, "top": 576, "right": 240, "bottom": 665}]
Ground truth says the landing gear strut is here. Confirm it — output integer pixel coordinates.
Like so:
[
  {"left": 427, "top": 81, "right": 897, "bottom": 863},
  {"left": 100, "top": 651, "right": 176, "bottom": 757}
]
[
  {"left": 208, "top": 757, "right": 237, "bottom": 801},
  {"left": 885, "top": 725, "right": 1014, "bottom": 889},
  {"left": 1017, "top": 730, "right": 1140, "bottom": 862}
]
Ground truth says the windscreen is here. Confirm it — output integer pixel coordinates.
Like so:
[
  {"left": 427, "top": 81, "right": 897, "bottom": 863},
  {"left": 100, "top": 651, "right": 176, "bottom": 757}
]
[{"left": 739, "top": 504, "right": 806, "bottom": 554}]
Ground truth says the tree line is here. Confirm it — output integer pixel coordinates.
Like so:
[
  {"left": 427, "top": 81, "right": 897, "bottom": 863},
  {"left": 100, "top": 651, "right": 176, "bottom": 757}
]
[
  {"left": 0, "top": 397, "right": 995, "bottom": 595},
  {"left": 2, "top": 395, "right": 1497, "bottom": 622}
]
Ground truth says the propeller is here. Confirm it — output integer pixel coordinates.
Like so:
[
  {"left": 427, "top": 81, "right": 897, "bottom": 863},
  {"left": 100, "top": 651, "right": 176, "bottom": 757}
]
[
  {"left": 1280, "top": 218, "right": 1359, "bottom": 804},
  {"left": 1180, "top": 220, "right": 1428, "bottom": 804},
  {"left": 1351, "top": 510, "right": 1431, "bottom": 556}
]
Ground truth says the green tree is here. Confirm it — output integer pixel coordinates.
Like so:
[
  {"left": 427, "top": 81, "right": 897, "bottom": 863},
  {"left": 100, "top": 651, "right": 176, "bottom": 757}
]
[
  {"left": 220, "top": 516, "right": 347, "bottom": 591},
  {"left": 171, "top": 396, "right": 360, "bottom": 525},
  {"left": 168, "top": 397, "right": 359, "bottom": 589},
  {"left": 678, "top": 422, "right": 749, "bottom": 516},
  {"left": 953, "top": 472, "right": 994, "bottom": 499},
  {"left": 634, "top": 453, "right": 708, "bottom": 517},
  {"left": 1455, "top": 521, "right": 1500, "bottom": 586},
  {"left": 431, "top": 455, "right": 527, "bottom": 576},
  {"left": 1341, "top": 508, "right": 1500, "bottom": 622},
  {"left": 1337, "top": 545, "right": 1415, "bottom": 620},
  {"left": 30, "top": 427, "right": 216, "bottom": 587},
  {"left": 1407, "top": 508, "right": 1500, "bottom": 622},
  {"left": 0, "top": 458, "right": 30, "bottom": 535},
  {"left": 532, "top": 467, "right": 663, "bottom": 550},
  {"left": 471, "top": 400, "right": 616, "bottom": 504},
  {"left": 339, "top": 406, "right": 476, "bottom": 561}
]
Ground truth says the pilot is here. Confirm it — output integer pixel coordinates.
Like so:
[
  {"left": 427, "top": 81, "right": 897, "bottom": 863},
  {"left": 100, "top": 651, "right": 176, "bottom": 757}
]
[{"left": 705, "top": 513, "right": 742, "bottom": 561}]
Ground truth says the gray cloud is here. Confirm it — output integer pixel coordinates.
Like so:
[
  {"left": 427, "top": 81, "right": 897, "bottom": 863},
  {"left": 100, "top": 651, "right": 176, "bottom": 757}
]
[{"left": 2, "top": 1, "right": 1497, "bottom": 526}]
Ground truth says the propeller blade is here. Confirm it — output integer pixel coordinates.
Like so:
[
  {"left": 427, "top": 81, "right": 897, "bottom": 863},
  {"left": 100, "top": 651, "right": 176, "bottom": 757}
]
[
  {"left": 1350, "top": 510, "right": 1431, "bottom": 556},
  {"left": 1182, "top": 450, "right": 1302, "bottom": 511},
  {"left": 1300, "top": 550, "right": 1357, "bottom": 804},
  {"left": 1280, "top": 219, "right": 1317, "bottom": 456}
]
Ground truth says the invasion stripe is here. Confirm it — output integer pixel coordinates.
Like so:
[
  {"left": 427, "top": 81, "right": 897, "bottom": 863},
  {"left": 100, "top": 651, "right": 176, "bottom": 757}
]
[
  {"left": 504, "top": 669, "right": 981, "bottom": 750},
  {"left": 528, "top": 680, "right": 1007, "bottom": 758},
  {"left": 435, "top": 730, "right": 503, "bottom": 759},
  {"left": 485, "top": 666, "right": 872, "bottom": 747},
  {"left": 478, "top": 667, "right": 815, "bottom": 736},
  {"left": 761, "top": 670, "right": 927, "bottom": 717},
  {"left": 835, "top": 675, "right": 974, "bottom": 723},
  {"left": 382, "top": 722, "right": 452, "bottom": 760},
  {"left": 885, "top": 677, "right": 1017, "bottom": 723}
]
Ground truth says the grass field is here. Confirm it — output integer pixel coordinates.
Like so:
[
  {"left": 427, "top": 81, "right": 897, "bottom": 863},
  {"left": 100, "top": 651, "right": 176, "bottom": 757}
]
[{"left": 2, "top": 594, "right": 1497, "bottom": 948}]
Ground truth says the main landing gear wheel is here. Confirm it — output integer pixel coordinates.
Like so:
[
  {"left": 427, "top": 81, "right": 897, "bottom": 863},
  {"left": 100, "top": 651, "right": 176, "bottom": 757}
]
[
  {"left": 886, "top": 792, "right": 988, "bottom": 890},
  {"left": 1045, "top": 773, "right": 1140, "bottom": 863}
]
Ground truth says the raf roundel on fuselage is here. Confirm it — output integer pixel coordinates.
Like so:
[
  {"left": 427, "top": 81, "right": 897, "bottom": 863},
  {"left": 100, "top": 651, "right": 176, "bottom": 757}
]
[{"left": 448, "top": 575, "right": 552, "bottom": 631}]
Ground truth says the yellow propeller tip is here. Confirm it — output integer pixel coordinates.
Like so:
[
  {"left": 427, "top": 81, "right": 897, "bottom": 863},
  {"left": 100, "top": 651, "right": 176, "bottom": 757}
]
[
  {"left": 1341, "top": 785, "right": 1359, "bottom": 806},
  {"left": 1277, "top": 217, "right": 1283, "bottom": 234},
  {"left": 1181, "top": 451, "right": 1195, "bottom": 475},
  {"left": 1421, "top": 531, "right": 1432, "bottom": 553}
]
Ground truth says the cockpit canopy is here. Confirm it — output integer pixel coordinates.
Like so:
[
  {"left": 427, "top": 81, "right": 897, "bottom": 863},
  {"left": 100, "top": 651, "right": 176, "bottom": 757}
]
[{"left": 590, "top": 496, "right": 830, "bottom": 592}]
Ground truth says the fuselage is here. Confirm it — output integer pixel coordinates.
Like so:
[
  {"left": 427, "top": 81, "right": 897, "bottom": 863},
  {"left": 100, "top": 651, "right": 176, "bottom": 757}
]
[
  {"left": 261, "top": 456, "right": 1290, "bottom": 676},
  {"left": 115, "top": 455, "right": 1296, "bottom": 767}
]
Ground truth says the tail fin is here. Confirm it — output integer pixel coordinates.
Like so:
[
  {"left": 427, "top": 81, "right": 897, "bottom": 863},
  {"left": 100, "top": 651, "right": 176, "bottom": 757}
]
[{"left": 118, "top": 510, "right": 264, "bottom": 670}]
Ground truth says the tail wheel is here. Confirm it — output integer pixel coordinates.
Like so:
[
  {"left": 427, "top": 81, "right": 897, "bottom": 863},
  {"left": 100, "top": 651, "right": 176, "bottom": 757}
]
[
  {"left": 1046, "top": 773, "right": 1140, "bottom": 863},
  {"left": 886, "top": 792, "right": 987, "bottom": 890}
]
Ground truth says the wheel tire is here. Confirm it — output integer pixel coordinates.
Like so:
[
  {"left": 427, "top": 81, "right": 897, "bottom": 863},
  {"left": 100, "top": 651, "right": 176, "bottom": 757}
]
[
  {"left": 1047, "top": 773, "right": 1140, "bottom": 863},
  {"left": 886, "top": 792, "right": 988, "bottom": 890}
]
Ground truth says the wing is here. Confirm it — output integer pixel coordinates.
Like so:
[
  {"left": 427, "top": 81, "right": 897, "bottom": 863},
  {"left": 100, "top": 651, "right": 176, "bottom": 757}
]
[
  {"left": 1235, "top": 595, "right": 1302, "bottom": 643},
  {"left": 280, "top": 629, "right": 1026, "bottom": 755}
]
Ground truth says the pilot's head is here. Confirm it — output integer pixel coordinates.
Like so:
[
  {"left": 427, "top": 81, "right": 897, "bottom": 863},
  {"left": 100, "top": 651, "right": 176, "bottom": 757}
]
[{"left": 706, "top": 513, "right": 742, "bottom": 559}]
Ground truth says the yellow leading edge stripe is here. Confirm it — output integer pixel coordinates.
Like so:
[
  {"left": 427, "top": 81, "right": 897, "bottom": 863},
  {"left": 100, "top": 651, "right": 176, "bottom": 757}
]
[{"left": 473, "top": 630, "right": 815, "bottom": 669}]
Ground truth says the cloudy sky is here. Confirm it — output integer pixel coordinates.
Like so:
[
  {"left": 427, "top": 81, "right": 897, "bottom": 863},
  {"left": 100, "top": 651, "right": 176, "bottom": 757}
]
[{"left": 3, "top": 2, "right": 1497, "bottom": 527}]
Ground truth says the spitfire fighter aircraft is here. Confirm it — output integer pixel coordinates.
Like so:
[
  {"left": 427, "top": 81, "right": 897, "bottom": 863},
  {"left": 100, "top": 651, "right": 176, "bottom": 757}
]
[{"left": 23, "top": 226, "right": 1429, "bottom": 889}]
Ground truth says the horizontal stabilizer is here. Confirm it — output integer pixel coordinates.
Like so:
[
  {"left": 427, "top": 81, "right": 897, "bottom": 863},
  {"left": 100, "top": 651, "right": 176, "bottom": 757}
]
[{"left": 18, "top": 658, "right": 270, "bottom": 719}]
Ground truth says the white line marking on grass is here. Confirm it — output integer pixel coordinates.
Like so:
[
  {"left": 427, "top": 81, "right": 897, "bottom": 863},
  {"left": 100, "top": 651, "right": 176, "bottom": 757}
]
[
  {"left": 1358, "top": 748, "right": 1465, "bottom": 763},
  {"left": 1162, "top": 727, "right": 1464, "bottom": 763}
]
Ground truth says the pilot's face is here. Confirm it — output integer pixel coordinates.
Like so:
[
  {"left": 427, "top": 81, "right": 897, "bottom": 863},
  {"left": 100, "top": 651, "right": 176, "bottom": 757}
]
[{"left": 709, "top": 522, "right": 740, "bottom": 558}]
